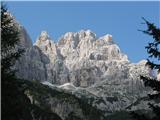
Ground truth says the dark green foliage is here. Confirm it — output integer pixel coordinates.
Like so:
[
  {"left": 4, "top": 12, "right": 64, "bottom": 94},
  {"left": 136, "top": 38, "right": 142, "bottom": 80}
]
[
  {"left": 141, "top": 17, "right": 160, "bottom": 61},
  {"left": 77, "top": 98, "right": 105, "bottom": 120},
  {"left": 22, "top": 80, "right": 105, "bottom": 120},
  {"left": 141, "top": 17, "right": 160, "bottom": 71},
  {"left": 1, "top": 3, "right": 24, "bottom": 77},
  {"left": 65, "top": 112, "right": 82, "bottom": 120},
  {"left": 30, "top": 104, "right": 62, "bottom": 120},
  {"left": 1, "top": 4, "right": 30, "bottom": 120},
  {"left": 1, "top": 4, "right": 62, "bottom": 120},
  {"left": 2, "top": 77, "right": 33, "bottom": 120},
  {"left": 107, "top": 111, "right": 136, "bottom": 120},
  {"left": 131, "top": 18, "right": 160, "bottom": 120},
  {"left": 4, "top": 79, "right": 63, "bottom": 120},
  {"left": 130, "top": 111, "right": 150, "bottom": 120},
  {"left": 140, "top": 76, "right": 160, "bottom": 99},
  {"left": 106, "top": 96, "right": 118, "bottom": 103}
]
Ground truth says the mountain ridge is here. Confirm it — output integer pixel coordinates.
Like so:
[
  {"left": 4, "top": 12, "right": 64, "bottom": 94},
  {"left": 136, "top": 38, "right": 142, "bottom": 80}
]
[
  {"left": 14, "top": 24, "right": 154, "bottom": 119},
  {"left": 5, "top": 11, "right": 157, "bottom": 120}
]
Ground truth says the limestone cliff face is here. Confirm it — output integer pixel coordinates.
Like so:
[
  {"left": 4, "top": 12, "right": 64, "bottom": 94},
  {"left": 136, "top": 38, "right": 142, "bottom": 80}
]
[
  {"left": 16, "top": 29, "right": 151, "bottom": 88},
  {"left": 7, "top": 12, "right": 151, "bottom": 89},
  {"left": 8, "top": 10, "right": 157, "bottom": 120},
  {"left": 15, "top": 29, "right": 153, "bottom": 117}
]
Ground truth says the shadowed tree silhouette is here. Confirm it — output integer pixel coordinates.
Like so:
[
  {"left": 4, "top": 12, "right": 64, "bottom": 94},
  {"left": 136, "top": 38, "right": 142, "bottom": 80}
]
[
  {"left": 131, "top": 18, "right": 160, "bottom": 120},
  {"left": 1, "top": 4, "right": 24, "bottom": 78},
  {"left": 1, "top": 4, "right": 62, "bottom": 120},
  {"left": 1, "top": 3, "right": 32, "bottom": 120}
]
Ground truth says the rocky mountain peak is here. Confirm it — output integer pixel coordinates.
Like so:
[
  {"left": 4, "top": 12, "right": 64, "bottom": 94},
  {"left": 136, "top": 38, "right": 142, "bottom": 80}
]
[
  {"left": 15, "top": 27, "right": 153, "bottom": 117},
  {"left": 58, "top": 30, "right": 96, "bottom": 47},
  {"left": 9, "top": 10, "right": 156, "bottom": 119},
  {"left": 33, "top": 31, "right": 62, "bottom": 64},
  {"left": 103, "top": 34, "right": 113, "bottom": 42},
  {"left": 78, "top": 29, "right": 96, "bottom": 39},
  {"left": 16, "top": 29, "right": 151, "bottom": 88},
  {"left": 39, "top": 31, "right": 50, "bottom": 41},
  {"left": 34, "top": 31, "right": 55, "bottom": 49}
]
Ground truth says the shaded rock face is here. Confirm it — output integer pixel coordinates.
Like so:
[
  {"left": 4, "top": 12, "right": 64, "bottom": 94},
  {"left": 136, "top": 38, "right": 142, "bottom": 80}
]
[{"left": 19, "top": 26, "right": 33, "bottom": 48}]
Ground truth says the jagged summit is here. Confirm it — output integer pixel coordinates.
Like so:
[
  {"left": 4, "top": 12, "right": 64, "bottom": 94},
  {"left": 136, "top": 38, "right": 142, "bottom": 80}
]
[
  {"left": 34, "top": 31, "right": 55, "bottom": 49},
  {"left": 58, "top": 30, "right": 114, "bottom": 44},
  {"left": 62, "top": 29, "right": 96, "bottom": 38},
  {"left": 34, "top": 31, "right": 53, "bottom": 46},
  {"left": 99, "top": 34, "right": 114, "bottom": 44},
  {"left": 35, "top": 30, "right": 115, "bottom": 49},
  {"left": 8, "top": 11, "right": 154, "bottom": 120},
  {"left": 58, "top": 30, "right": 96, "bottom": 47},
  {"left": 34, "top": 31, "right": 62, "bottom": 63},
  {"left": 38, "top": 31, "right": 51, "bottom": 41},
  {"left": 16, "top": 28, "right": 150, "bottom": 86},
  {"left": 78, "top": 29, "right": 96, "bottom": 39},
  {"left": 15, "top": 26, "right": 152, "bottom": 117}
]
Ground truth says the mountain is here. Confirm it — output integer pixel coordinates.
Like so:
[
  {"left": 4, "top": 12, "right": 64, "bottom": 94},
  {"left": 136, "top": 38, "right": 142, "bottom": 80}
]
[
  {"left": 16, "top": 30, "right": 150, "bottom": 86},
  {"left": 11, "top": 16, "right": 158, "bottom": 119},
  {"left": 4, "top": 9, "right": 158, "bottom": 120},
  {"left": 6, "top": 16, "right": 106, "bottom": 119},
  {"left": 21, "top": 79, "right": 105, "bottom": 120}
]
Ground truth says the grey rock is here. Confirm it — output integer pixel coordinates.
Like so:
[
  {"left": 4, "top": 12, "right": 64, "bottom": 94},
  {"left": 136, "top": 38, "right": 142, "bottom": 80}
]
[{"left": 15, "top": 28, "right": 157, "bottom": 116}]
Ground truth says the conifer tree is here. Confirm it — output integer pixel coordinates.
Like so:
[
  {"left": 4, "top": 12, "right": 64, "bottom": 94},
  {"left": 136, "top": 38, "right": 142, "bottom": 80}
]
[
  {"left": 131, "top": 18, "right": 160, "bottom": 120},
  {"left": 1, "top": 4, "right": 32, "bottom": 120},
  {"left": 1, "top": 3, "right": 24, "bottom": 79},
  {"left": 1, "top": 4, "right": 63, "bottom": 120}
]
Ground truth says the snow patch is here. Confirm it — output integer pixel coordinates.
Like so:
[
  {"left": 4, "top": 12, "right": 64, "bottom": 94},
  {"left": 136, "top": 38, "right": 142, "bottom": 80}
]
[
  {"left": 42, "top": 81, "right": 56, "bottom": 87},
  {"left": 58, "top": 83, "right": 77, "bottom": 90}
]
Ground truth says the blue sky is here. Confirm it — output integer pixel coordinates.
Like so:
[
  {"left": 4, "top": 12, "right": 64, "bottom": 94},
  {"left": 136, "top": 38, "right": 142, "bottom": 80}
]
[{"left": 6, "top": 1, "right": 160, "bottom": 63}]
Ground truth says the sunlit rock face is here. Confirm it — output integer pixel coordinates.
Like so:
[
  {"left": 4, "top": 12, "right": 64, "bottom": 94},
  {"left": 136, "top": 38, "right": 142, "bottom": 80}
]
[
  {"left": 15, "top": 29, "right": 154, "bottom": 116},
  {"left": 16, "top": 30, "right": 69, "bottom": 84},
  {"left": 34, "top": 31, "right": 62, "bottom": 62},
  {"left": 16, "top": 29, "right": 151, "bottom": 88}
]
